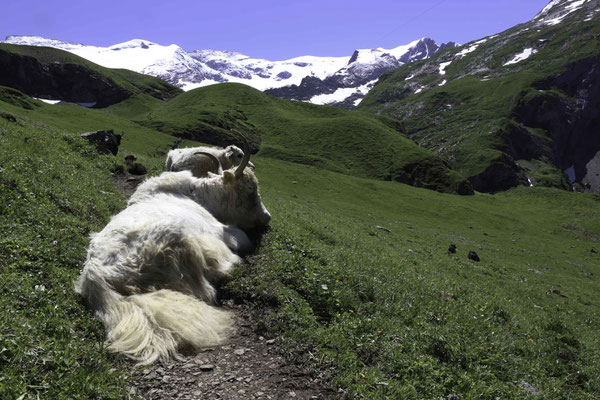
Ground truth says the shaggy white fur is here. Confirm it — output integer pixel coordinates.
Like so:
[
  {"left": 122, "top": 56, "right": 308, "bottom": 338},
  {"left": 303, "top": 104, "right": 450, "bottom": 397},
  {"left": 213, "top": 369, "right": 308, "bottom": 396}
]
[
  {"left": 76, "top": 166, "right": 270, "bottom": 364},
  {"left": 77, "top": 225, "right": 238, "bottom": 364},
  {"left": 130, "top": 170, "right": 271, "bottom": 232}
]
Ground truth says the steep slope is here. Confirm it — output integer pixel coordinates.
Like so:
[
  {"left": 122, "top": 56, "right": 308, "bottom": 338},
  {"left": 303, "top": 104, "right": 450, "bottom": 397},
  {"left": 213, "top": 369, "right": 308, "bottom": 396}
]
[
  {"left": 139, "top": 83, "right": 473, "bottom": 194},
  {"left": 0, "top": 43, "right": 181, "bottom": 107},
  {"left": 359, "top": 0, "right": 600, "bottom": 193},
  {"left": 3, "top": 36, "right": 454, "bottom": 107}
]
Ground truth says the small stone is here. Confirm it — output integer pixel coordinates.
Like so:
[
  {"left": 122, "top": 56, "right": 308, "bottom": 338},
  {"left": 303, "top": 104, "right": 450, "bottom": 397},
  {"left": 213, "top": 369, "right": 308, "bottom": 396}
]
[
  {"left": 448, "top": 244, "right": 457, "bottom": 254},
  {"left": 288, "top": 391, "right": 297, "bottom": 397},
  {"left": 234, "top": 348, "right": 245, "bottom": 355},
  {"left": 468, "top": 250, "right": 480, "bottom": 262},
  {"left": 199, "top": 364, "right": 215, "bottom": 371},
  {"left": 518, "top": 380, "right": 539, "bottom": 396},
  {"left": 266, "top": 339, "right": 276, "bottom": 345},
  {"left": 145, "top": 372, "right": 157, "bottom": 380},
  {"left": 374, "top": 225, "right": 391, "bottom": 233}
]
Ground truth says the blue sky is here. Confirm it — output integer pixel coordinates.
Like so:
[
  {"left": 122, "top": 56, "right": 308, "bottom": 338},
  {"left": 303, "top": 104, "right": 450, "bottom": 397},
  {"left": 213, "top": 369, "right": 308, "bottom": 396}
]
[{"left": 2, "top": 0, "right": 551, "bottom": 60}]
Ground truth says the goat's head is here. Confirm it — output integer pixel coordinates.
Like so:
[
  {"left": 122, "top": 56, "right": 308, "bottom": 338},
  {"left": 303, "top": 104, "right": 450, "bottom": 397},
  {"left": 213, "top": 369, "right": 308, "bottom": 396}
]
[
  {"left": 210, "top": 134, "right": 269, "bottom": 229},
  {"left": 224, "top": 135, "right": 255, "bottom": 170},
  {"left": 223, "top": 145, "right": 244, "bottom": 169},
  {"left": 218, "top": 167, "right": 270, "bottom": 230}
]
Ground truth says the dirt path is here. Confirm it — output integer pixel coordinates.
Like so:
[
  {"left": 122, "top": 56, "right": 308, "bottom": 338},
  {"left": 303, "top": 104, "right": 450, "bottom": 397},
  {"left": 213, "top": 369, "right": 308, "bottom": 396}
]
[{"left": 129, "top": 301, "right": 338, "bottom": 399}]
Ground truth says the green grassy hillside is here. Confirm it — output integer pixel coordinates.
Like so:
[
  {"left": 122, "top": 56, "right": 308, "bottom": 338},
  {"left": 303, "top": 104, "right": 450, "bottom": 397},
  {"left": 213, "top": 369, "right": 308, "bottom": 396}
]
[
  {"left": 241, "top": 158, "right": 600, "bottom": 398},
  {"left": 138, "top": 82, "right": 472, "bottom": 194},
  {"left": 0, "top": 86, "right": 199, "bottom": 172},
  {"left": 0, "top": 117, "right": 132, "bottom": 398},
  {"left": 1, "top": 87, "right": 599, "bottom": 398},
  {"left": 359, "top": 9, "right": 600, "bottom": 193}
]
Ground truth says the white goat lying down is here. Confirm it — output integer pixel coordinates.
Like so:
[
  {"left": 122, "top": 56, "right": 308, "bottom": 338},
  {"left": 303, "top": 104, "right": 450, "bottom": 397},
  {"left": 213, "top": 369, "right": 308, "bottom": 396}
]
[
  {"left": 75, "top": 150, "right": 270, "bottom": 364},
  {"left": 165, "top": 143, "right": 255, "bottom": 178}
]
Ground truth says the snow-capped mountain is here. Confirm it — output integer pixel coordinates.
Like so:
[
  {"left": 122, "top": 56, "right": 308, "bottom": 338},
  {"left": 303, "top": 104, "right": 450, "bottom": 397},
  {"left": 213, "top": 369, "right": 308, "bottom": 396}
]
[
  {"left": 266, "top": 38, "right": 457, "bottom": 108},
  {"left": 3, "top": 35, "right": 455, "bottom": 108}
]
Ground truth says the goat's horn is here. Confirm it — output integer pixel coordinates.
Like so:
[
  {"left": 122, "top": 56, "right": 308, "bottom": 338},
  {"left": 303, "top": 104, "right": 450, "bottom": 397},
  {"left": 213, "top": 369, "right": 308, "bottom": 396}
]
[
  {"left": 194, "top": 152, "right": 222, "bottom": 173},
  {"left": 231, "top": 129, "right": 251, "bottom": 178}
]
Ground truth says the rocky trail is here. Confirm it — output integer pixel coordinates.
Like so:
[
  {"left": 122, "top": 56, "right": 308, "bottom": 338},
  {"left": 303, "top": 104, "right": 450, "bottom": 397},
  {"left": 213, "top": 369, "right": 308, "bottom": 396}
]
[{"left": 129, "top": 300, "right": 338, "bottom": 399}]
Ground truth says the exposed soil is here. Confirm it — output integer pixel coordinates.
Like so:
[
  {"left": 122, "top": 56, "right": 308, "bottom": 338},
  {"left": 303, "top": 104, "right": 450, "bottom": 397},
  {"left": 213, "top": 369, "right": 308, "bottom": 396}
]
[
  {"left": 129, "top": 300, "right": 339, "bottom": 400},
  {"left": 113, "top": 172, "right": 146, "bottom": 198}
]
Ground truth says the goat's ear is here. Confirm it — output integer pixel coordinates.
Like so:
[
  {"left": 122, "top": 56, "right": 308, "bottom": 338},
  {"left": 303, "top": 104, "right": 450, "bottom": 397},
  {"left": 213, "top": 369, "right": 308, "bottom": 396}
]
[
  {"left": 225, "top": 149, "right": 233, "bottom": 158},
  {"left": 222, "top": 170, "right": 235, "bottom": 185}
]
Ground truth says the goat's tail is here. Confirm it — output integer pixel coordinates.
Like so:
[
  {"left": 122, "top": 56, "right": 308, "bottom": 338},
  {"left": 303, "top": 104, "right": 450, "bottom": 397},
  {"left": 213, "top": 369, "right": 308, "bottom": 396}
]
[{"left": 75, "top": 262, "right": 234, "bottom": 365}]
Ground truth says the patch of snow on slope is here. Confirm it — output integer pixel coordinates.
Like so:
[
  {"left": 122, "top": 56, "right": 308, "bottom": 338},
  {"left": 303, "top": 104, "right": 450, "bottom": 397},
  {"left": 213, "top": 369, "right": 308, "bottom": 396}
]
[
  {"left": 456, "top": 44, "right": 479, "bottom": 58},
  {"left": 309, "top": 80, "right": 377, "bottom": 105},
  {"left": 504, "top": 48, "right": 537, "bottom": 66},
  {"left": 537, "top": 0, "right": 562, "bottom": 16},
  {"left": 536, "top": 0, "right": 589, "bottom": 25},
  {"left": 180, "top": 80, "right": 219, "bottom": 91},
  {"left": 310, "top": 87, "right": 359, "bottom": 105},
  {"left": 439, "top": 80, "right": 447, "bottom": 86},
  {"left": 566, "top": 0, "right": 589, "bottom": 10},
  {"left": 33, "top": 98, "right": 61, "bottom": 104},
  {"left": 439, "top": 61, "right": 452, "bottom": 75}
]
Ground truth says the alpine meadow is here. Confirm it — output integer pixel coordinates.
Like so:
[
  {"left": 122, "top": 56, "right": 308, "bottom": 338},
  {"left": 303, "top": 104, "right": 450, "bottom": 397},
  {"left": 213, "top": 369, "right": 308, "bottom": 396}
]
[{"left": 1, "top": 0, "right": 599, "bottom": 399}]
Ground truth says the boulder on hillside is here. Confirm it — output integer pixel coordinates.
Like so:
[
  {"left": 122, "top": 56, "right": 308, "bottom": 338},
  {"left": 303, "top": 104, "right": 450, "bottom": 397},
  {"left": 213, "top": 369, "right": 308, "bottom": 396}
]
[{"left": 80, "top": 129, "right": 121, "bottom": 156}]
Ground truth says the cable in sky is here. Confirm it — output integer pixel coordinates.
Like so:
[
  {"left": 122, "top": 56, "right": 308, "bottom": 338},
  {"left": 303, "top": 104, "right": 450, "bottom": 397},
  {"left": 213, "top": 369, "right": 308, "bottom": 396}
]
[{"left": 378, "top": 0, "right": 449, "bottom": 42}]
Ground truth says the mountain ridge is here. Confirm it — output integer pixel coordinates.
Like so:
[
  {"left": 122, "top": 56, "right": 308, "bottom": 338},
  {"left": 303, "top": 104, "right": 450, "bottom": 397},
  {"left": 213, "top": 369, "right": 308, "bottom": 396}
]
[{"left": 2, "top": 35, "right": 455, "bottom": 107}]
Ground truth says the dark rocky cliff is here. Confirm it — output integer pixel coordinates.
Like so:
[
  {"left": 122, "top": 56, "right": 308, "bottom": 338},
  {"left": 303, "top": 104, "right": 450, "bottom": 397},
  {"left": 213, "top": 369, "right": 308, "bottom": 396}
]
[
  {"left": 0, "top": 48, "right": 131, "bottom": 107},
  {"left": 514, "top": 55, "right": 600, "bottom": 191}
]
